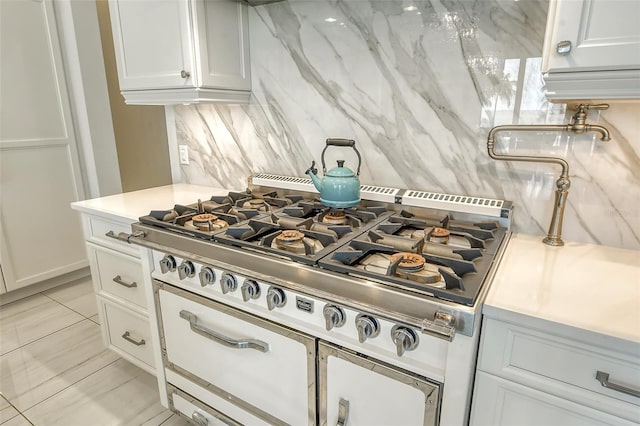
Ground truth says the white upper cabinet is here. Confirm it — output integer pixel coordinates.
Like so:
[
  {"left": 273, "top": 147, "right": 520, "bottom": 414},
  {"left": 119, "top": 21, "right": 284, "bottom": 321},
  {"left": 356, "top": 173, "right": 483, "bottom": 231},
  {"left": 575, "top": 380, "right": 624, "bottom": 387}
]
[
  {"left": 542, "top": 0, "right": 640, "bottom": 100},
  {"left": 108, "top": 0, "right": 251, "bottom": 105}
]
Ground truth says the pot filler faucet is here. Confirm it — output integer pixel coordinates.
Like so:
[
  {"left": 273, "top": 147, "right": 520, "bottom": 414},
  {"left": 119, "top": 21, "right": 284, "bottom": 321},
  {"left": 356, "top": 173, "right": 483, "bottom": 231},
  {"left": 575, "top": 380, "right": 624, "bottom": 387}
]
[{"left": 487, "top": 103, "right": 611, "bottom": 247}]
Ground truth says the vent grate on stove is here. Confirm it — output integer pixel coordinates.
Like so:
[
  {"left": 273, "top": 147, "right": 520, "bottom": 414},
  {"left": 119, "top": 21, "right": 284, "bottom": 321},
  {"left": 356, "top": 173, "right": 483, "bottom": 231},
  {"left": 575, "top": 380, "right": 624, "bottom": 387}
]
[
  {"left": 403, "top": 190, "right": 504, "bottom": 217},
  {"left": 251, "top": 173, "right": 507, "bottom": 217}
]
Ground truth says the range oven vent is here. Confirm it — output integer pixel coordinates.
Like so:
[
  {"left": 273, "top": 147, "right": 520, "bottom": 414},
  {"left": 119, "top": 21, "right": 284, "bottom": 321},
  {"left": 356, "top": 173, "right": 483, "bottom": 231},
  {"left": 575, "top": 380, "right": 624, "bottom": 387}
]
[
  {"left": 403, "top": 190, "right": 505, "bottom": 217},
  {"left": 250, "top": 173, "right": 508, "bottom": 217}
]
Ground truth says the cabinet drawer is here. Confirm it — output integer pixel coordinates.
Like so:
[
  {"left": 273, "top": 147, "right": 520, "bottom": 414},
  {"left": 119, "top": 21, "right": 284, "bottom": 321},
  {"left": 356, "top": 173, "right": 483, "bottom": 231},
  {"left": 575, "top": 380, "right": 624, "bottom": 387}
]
[
  {"left": 479, "top": 319, "right": 640, "bottom": 410},
  {"left": 471, "top": 372, "right": 636, "bottom": 426},
  {"left": 85, "top": 215, "right": 139, "bottom": 257},
  {"left": 89, "top": 243, "right": 146, "bottom": 310},
  {"left": 99, "top": 298, "right": 154, "bottom": 369},
  {"left": 158, "top": 283, "right": 315, "bottom": 425}
]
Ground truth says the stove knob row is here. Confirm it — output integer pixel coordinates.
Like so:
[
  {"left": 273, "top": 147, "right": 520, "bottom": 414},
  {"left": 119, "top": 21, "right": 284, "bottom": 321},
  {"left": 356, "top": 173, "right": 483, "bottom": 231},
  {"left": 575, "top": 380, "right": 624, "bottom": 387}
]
[
  {"left": 355, "top": 314, "right": 380, "bottom": 343},
  {"left": 198, "top": 267, "right": 216, "bottom": 287},
  {"left": 266, "top": 286, "right": 286, "bottom": 311},
  {"left": 159, "top": 254, "right": 177, "bottom": 274},
  {"left": 323, "top": 305, "right": 346, "bottom": 331},
  {"left": 177, "top": 260, "right": 196, "bottom": 280},
  {"left": 241, "top": 280, "right": 261, "bottom": 302},
  {"left": 220, "top": 272, "right": 237, "bottom": 294},
  {"left": 391, "top": 325, "right": 419, "bottom": 357}
]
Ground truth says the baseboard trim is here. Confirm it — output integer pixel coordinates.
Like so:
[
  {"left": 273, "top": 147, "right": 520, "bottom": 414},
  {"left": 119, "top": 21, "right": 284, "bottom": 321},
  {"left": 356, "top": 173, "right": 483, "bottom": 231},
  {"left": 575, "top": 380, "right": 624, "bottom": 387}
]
[{"left": 0, "top": 267, "right": 90, "bottom": 306}]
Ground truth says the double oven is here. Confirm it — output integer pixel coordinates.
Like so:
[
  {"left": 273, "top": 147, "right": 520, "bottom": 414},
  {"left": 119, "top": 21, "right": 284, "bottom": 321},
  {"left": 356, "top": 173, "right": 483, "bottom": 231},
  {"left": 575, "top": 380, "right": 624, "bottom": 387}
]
[{"left": 130, "top": 173, "right": 512, "bottom": 425}]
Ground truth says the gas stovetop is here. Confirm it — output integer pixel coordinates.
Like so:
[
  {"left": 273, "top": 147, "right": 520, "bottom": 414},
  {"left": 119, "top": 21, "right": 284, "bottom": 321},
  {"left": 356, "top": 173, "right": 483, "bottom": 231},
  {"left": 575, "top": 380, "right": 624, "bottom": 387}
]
[{"left": 128, "top": 174, "right": 513, "bottom": 337}]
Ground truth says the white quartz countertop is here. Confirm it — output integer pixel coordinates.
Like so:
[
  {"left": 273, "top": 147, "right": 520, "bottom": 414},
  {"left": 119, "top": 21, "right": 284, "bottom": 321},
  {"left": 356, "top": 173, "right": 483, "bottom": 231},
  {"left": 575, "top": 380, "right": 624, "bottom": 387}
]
[
  {"left": 71, "top": 184, "right": 234, "bottom": 222},
  {"left": 485, "top": 233, "right": 640, "bottom": 344}
]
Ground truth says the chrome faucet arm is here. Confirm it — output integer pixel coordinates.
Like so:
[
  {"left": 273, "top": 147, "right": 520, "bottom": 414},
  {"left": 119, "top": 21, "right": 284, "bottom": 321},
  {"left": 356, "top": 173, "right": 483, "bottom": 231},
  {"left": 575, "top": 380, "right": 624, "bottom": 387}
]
[
  {"left": 485, "top": 104, "right": 610, "bottom": 247},
  {"left": 487, "top": 124, "right": 571, "bottom": 179}
]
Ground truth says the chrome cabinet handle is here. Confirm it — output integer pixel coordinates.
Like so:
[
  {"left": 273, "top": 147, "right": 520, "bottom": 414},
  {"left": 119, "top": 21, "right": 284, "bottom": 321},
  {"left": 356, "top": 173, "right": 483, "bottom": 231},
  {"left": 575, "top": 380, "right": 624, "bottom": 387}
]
[
  {"left": 181, "top": 70, "right": 190, "bottom": 78},
  {"left": 596, "top": 371, "right": 640, "bottom": 398},
  {"left": 121, "top": 331, "right": 145, "bottom": 346},
  {"left": 112, "top": 275, "right": 137, "bottom": 288},
  {"left": 337, "top": 398, "right": 350, "bottom": 426},
  {"left": 179, "top": 310, "right": 269, "bottom": 353},
  {"left": 556, "top": 40, "right": 572, "bottom": 55},
  {"left": 191, "top": 412, "right": 208, "bottom": 426}
]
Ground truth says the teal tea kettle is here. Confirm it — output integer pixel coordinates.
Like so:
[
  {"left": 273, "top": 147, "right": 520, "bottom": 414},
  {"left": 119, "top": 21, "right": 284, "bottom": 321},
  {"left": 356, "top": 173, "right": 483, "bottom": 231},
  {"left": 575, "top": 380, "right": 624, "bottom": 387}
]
[{"left": 305, "top": 138, "right": 362, "bottom": 208}]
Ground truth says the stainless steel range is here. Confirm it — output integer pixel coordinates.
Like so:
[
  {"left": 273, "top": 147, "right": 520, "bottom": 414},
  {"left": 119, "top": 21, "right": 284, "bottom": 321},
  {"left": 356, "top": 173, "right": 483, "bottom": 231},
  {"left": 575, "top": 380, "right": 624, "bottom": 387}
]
[{"left": 126, "top": 173, "right": 512, "bottom": 426}]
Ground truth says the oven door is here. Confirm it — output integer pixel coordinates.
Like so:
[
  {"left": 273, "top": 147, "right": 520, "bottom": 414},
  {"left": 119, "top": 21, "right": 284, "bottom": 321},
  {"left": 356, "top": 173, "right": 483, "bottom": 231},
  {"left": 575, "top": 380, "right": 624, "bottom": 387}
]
[
  {"left": 155, "top": 280, "right": 316, "bottom": 425},
  {"left": 319, "top": 341, "right": 442, "bottom": 426}
]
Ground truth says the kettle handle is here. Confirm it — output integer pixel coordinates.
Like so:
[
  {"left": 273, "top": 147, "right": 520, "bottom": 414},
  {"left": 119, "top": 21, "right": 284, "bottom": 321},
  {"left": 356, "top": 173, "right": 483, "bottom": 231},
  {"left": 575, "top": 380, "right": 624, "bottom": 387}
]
[{"left": 321, "top": 138, "right": 362, "bottom": 176}]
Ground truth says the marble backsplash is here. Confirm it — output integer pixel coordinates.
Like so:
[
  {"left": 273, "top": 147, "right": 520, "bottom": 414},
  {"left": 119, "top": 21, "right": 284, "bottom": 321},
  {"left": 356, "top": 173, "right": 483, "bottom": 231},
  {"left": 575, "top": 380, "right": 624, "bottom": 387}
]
[{"left": 173, "top": 0, "right": 640, "bottom": 250}]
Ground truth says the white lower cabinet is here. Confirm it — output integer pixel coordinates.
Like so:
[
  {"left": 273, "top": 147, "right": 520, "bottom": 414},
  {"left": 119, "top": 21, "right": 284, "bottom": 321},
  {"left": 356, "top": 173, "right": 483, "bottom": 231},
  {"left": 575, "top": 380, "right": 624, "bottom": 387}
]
[
  {"left": 472, "top": 372, "right": 637, "bottom": 426},
  {"left": 470, "top": 318, "right": 640, "bottom": 425},
  {"left": 99, "top": 296, "right": 155, "bottom": 370},
  {"left": 78, "top": 212, "right": 156, "bottom": 374}
]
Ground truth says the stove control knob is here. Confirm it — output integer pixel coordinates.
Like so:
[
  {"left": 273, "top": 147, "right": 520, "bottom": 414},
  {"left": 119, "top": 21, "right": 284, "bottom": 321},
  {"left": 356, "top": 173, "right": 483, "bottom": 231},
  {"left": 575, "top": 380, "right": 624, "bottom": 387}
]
[
  {"left": 355, "top": 314, "right": 380, "bottom": 343},
  {"left": 266, "top": 286, "right": 286, "bottom": 311},
  {"left": 391, "top": 325, "right": 419, "bottom": 357},
  {"left": 220, "top": 272, "right": 237, "bottom": 294},
  {"left": 177, "top": 260, "right": 196, "bottom": 280},
  {"left": 241, "top": 280, "right": 261, "bottom": 302},
  {"left": 198, "top": 267, "right": 216, "bottom": 287},
  {"left": 159, "top": 255, "right": 177, "bottom": 274},
  {"left": 323, "top": 305, "right": 346, "bottom": 331}
]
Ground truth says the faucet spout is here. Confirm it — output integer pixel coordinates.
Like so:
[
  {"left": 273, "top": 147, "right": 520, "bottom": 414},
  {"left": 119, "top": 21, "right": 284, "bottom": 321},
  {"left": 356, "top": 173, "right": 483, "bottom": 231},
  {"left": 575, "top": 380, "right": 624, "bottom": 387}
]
[{"left": 586, "top": 124, "right": 611, "bottom": 142}]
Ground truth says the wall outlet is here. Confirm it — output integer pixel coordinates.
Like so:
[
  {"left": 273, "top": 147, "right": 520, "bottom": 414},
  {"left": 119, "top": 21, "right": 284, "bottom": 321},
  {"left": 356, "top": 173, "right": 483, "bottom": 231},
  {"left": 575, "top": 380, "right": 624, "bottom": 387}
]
[{"left": 178, "top": 145, "right": 189, "bottom": 165}]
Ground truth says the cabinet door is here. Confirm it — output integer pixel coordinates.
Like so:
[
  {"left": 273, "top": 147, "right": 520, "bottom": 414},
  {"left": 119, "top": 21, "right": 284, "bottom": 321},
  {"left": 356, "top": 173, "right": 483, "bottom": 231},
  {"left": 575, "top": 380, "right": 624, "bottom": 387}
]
[
  {"left": 470, "top": 372, "right": 637, "bottom": 426},
  {"left": 108, "top": 0, "right": 195, "bottom": 90},
  {"left": 0, "top": 0, "right": 87, "bottom": 291},
  {"left": 193, "top": 0, "right": 250, "bottom": 91},
  {"left": 543, "top": 0, "right": 640, "bottom": 73},
  {"left": 319, "top": 342, "right": 440, "bottom": 426}
]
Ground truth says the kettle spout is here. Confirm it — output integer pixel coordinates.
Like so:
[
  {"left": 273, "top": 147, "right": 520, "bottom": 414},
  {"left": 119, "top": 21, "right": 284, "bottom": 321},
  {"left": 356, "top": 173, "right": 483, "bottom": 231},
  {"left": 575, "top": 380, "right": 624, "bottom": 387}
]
[{"left": 305, "top": 161, "right": 322, "bottom": 192}]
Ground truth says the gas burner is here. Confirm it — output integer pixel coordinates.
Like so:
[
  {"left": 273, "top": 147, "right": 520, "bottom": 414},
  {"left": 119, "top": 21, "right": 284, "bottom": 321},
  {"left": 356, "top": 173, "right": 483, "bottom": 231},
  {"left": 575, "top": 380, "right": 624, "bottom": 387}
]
[
  {"left": 322, "top": 210, "right": 348, "bottom": 225},
  {"left": 271, "top": 229, "right": 324, "bottom": 255},
  {"left": 427, "top": 227, "right": 450, "bottom": 244},
  {"left": 275, "top": 229, "right": 305, "bottom": 243},
  {"left": 191, "top": 214, "right": 228, "bottom": 232},
  {"left": 247, "top": 199, "right": 268, "bottom": 209},
  {"left": 389, "top": 252, "right": 425, "bottom": 272}
]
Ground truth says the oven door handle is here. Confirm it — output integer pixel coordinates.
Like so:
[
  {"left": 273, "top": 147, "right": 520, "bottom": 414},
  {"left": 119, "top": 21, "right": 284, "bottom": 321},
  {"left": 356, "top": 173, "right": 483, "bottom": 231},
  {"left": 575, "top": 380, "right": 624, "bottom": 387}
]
[{"left": 179, "top": 310, "right": 270, "bottom": 353}]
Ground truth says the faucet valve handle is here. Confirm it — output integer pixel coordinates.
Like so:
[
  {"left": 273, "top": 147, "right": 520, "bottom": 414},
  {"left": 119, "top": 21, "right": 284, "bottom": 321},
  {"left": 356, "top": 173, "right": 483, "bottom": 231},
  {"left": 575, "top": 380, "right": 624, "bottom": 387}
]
[{"left": 578, "top": 103, "right": 609, "bottom": 112}]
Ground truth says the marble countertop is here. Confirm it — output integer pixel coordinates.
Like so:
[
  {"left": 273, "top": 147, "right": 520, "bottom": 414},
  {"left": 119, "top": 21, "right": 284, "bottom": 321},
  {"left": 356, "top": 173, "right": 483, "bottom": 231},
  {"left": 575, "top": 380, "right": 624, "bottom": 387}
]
[
  {"left": 484, "top": 233, "right": 640, "bottom": 344},
  {"left": 71, "top": 184, "right": 234, "bottom": 223}
]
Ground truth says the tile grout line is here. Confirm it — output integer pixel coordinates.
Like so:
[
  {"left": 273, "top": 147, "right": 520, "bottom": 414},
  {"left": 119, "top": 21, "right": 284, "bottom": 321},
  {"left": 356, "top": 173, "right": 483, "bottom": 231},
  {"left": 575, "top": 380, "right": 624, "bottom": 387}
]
[
  {"left": 40, "top": 292, "right": 96, "bottom": 322},
  {"left": 0, "top": 395, "right": 34, "bottom": 426},
  {"left": 0, "top": 317, "right": 88, "bottom": 357},
  {"left": 18, "top": 357, "right": 123, "bottom": 420}
]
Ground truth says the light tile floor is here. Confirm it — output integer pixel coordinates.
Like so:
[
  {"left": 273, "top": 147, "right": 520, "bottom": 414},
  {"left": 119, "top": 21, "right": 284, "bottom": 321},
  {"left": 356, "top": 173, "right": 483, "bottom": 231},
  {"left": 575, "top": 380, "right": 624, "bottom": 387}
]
[{"left": 0, "top": 278, "right": 187, "bottom": 426}]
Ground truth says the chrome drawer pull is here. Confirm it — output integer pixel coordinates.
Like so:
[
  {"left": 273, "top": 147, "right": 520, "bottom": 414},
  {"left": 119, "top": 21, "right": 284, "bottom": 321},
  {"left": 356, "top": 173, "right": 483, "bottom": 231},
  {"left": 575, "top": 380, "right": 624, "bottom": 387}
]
[
  {"left": 121, "top": 331, "right": 145, "bottom": 346},
  {"left": 337, "top": 398, "right": 350, "bottom": 426},
  {"left": 112, "top": 275, "right": 137, "bottom": 288},
  {"left": 596, "top": 371, "right": 640, "bottom": 398},
  {"left": 179, "top": 310, "right": 270, "bottom": 353},
  {"left": 191, "top": 412, "right": 208, "bottom": 426}
]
